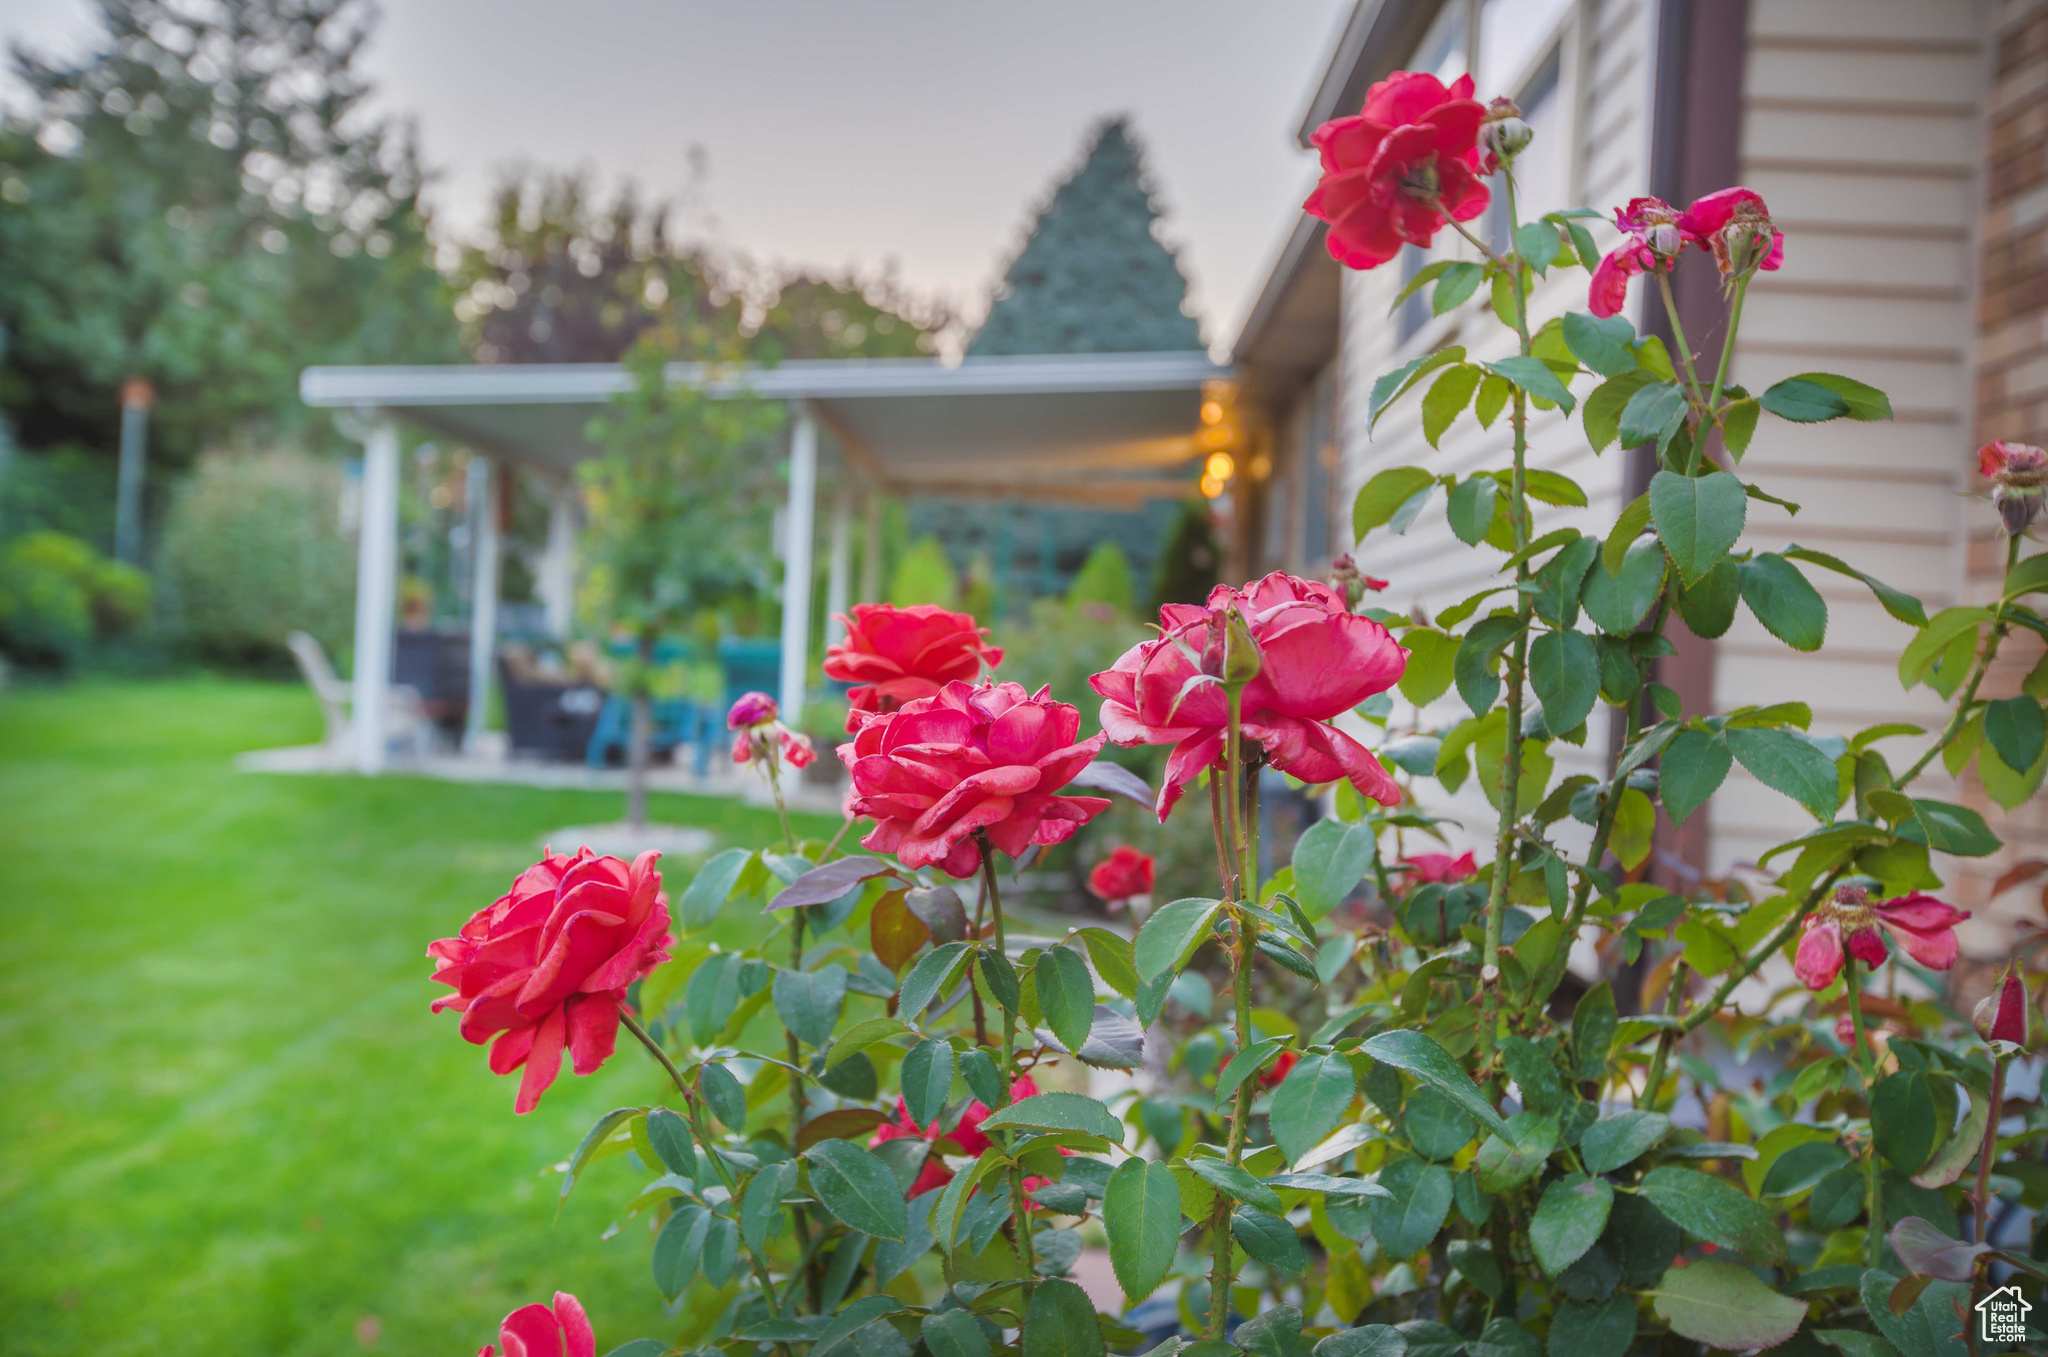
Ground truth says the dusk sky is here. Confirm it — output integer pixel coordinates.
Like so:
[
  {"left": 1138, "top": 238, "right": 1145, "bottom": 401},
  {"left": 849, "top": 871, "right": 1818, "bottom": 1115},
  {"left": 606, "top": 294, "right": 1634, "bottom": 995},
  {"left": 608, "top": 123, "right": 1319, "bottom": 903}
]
[{"left": 1, "top": 0, "right": 1354, "bottom": 353}]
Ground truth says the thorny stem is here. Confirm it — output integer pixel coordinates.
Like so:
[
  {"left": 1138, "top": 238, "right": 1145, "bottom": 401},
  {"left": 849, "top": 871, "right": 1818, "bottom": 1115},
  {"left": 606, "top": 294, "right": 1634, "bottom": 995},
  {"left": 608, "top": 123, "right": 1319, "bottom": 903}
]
[
  {"left": 1641, "top": 961, "right": 1689, "bottom": 1109},
  {"left": 1223, "top": 689, "right": 1250, "bottom": 899},
  {"left": 1673, "top": 867, "right": 1845, "bottom": 1037},
  {"left": 1208, "top": 701, "right": 1257, "bottom": 1340},
  {"left": 619, "top": 1010, "right": 787, "bottom": 1312},
  {"left": 785, "top": 910, "right": 818, "bottom": 1309},
  {"left": 1844, "top": 960, "right": 1885, "bottom": 1267},
  {"left": 1897, "top": 532, "right": 2021, "bottom": 789},
  {"left": 1975, "top": 1057, "right": 2008, "bottom": 1247},
  {"left": 977, "top": 836, "right": 1035, "bottom": 1291},
  {"left": 1655, "top": 269, "right": 1704, "bottom": 396},
  {"left": 1690, "top": 275, "right": 1749, "bottom": 475},
  {"left": 1209, "top": 775, "right": 1239, "bottom": 901}
]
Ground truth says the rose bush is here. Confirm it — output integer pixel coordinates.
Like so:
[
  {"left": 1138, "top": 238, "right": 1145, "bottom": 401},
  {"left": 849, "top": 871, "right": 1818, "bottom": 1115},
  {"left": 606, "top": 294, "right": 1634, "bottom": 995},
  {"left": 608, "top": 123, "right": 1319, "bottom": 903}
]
[{"left": 429, "top": 64, "right": 2048, "bottom": 1357}]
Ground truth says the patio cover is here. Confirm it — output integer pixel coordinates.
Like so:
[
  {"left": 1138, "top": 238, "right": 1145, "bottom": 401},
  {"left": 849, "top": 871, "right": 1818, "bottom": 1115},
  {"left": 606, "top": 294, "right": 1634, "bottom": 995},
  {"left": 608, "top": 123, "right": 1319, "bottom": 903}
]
[{"left": 300, "top": 350, "right": 1231, "bottom": 772}]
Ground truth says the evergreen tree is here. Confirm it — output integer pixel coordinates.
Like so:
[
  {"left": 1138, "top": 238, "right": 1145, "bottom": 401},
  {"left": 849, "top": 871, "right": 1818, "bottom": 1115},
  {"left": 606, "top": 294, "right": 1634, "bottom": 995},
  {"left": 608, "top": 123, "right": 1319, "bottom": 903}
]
[{"left": 967, "top": 117, "right": 1202, "bottom": 356}]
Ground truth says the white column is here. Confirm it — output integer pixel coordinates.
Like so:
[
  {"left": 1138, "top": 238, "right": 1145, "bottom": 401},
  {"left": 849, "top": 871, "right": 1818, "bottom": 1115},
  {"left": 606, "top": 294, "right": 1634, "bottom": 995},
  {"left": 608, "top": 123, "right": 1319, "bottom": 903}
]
[
  {"left": 465, "top": 455, "right": 501, "bottom": 753},
  {"left": 825, "top": 485, "right": 852, "bottom": 649},
  {"left": 778, "top": 409, "right": 819, "bottom": 727},
  {"left": 351, "top": 415, "right": 401, "bottom": 774},
  {"left": 540, "top": 476, "right": 578, "bottom": 638}
]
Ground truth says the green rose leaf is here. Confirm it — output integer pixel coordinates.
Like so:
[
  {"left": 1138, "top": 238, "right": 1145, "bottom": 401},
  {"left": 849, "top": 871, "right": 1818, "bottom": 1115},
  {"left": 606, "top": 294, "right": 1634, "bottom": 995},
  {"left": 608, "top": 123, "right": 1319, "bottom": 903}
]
[
  {"left": 1021, "top": 1277, "right": 1106, "bottom": 1357},
  {"left": 1271, "top": 1052, "right": 1359, "bottom": 1166},
  {"left": 1579, "top": 1109, "right": 1671, "bottom": 1175},
  {"left": 804, "top": 1139, "right": 909, "bottom": 1241},
  {"left": 1739, "top": 553, "right": 1828, "bottom": 652},
  {"left": 1362, "top": 1029, "right": 1510, "bottom": 1136},
  {"left": 1103, "top": 1157, "right": 1181, "bottom": 1302},
  {"left": 1649, "top": 470, "right": 1747, "bottom": 586},
  {"left": 1034, "top": 945, "right": 1096, "bottom": 1054},
  {"left": 1638, "top": 1166, "right": 1787, "bottom": 1263},
  {"left": 1530, "top": 1173, "right": 1615, "bottom": 1276},
  {"left": 1649, "top": 1260, "right": 1806, "bottom": 1351},
  {"left": 1133, "top": 897, "right": 1225, "bottom": 984}
]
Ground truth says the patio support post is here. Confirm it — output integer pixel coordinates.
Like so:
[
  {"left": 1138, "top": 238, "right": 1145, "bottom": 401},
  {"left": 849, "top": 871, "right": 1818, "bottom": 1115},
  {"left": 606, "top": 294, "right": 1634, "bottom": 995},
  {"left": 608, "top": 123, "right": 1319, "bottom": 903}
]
[
  {"left": 778, "top": 408, "right": 819, "bottom": 730},
  {"left": 825, "top": 485, "right": 852, "bottom": 649},
  {"left": 540, "top": 475, "right": 578, "bottom": 638},
  {"left": 464, "top": 455, "right": 501, "bottom": 754},
  {"left": 351, "top": 413, "right": 401, "bottom": 774},
  {"left": 860, "top": 489, "right": 884, "bottom": 604}
]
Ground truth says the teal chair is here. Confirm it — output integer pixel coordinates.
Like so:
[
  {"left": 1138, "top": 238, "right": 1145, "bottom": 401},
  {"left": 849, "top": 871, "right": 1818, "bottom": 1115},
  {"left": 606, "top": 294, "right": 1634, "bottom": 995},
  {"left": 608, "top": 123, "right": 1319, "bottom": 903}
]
[{"left": 717, "top": 638, "right": 782, "bottom": 723}]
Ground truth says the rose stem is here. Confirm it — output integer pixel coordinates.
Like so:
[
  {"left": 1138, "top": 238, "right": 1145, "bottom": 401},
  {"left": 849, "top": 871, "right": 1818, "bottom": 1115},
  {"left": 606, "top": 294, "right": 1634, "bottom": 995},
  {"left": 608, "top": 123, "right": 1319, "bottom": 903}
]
[
  {"left": 1844, "top": 959, "right": 1885, "bottom": 1267},
  {"left": 977, "top": 834, "right": 1036, "bottom": 1295},
  {"left": 1691, "top": 274, "right": 1749, "bottom": 475},
  {"left": 785, "top": 907, "right": 817, "bottom": 1308},
  {"left": 619, "top": 1009, "right": 788, "bottom": 1314},
  {"left": 1208, "top": 702, "right": 1257, "bottom": 1340}
]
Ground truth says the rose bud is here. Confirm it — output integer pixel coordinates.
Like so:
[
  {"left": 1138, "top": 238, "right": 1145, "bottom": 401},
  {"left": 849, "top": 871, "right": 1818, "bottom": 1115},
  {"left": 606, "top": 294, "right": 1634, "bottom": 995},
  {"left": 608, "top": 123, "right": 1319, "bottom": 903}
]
[
  {"left": 1978, "top": 441, "right": 2048, "bottom": 536},
  {"left": 1974, "top": 970, "right": 2030, "bottom": 1049},
  {"left": 1330, "top": 554, "right": 1389, "bottom": 609},
  {"left": 727, "top": 690, "right": 778, "bottom": 729},
  {"left": 1480, "top": 96, "right": 1532, "bottom": 169},
  {"left": 1222, "top": 607, "right": 1262, "bottom": 690}
]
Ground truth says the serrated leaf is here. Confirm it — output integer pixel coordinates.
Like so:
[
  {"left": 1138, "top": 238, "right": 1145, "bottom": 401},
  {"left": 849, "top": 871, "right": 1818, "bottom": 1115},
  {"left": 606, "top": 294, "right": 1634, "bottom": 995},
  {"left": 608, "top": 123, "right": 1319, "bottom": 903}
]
[
  {"left": 1528, "top": 629, "right": 1600, "bottom": 736},
  {"left": 1022, "top": 1278, "right": 1105, "bottom": 1357},
  {"left": 1579, "top": 1110, "right": 1670, "bottom": 1174},
  {"left": 1619, "top": 382, "right": 1687, "bottom": 448},
  {"left": 1367, "top": 1156, "right": 1453, "bottom": 1257},
  {"left": 1787, "top": 371, "right": 1892, "bottom": 420},
  {"left": 1184, "top": 1155, "right": 1285, "bottom": 1213},
  {"left": 1740, "top": 553, "right": 1827, "bottom": 652},
  {"left": 699, "top": 1061, "right": 748, "bottom": 1132},
  {"left": 1638, "top": 1166, "right": 1786, "bottom": 1263},
  {"left": 1649, "top": 1260, "right": 1806, "bottom": 1350},
  {"left": 1362, "top": 1029, "right": 1509, "bottom": 1135},
  {"left": 774, "top": 965, "right": 847, "bottom": 1048},
  {"left": 1354, "top": 467, "right": 1437, "bottom": 539},
  {"left": 1649, "top": 470, "right": 1747, "bottom": 586},
  {"left": 1531, "top": 1173, "right": 1614, "bottom": 1276},
  {"left": 1369, "top": 348, "right": 1466, "bottom": 431},
  {"left": 1584, "top": 370, "right": 1657, "bottom": 452},
  {"left": 1446, "top": 475, "right": 1499, "bottom": 546},
  {"left": 1231, "top": 1206, "right": 1307, "bottom": 1273},
  {"left": 981, "top": 1091, "right": 1124, "bottom": 1142},
  {"left": 1722, "top": 398, "right": 1760, "bottom": 458},
  {"left": 1760, "top": 376, "right": 1853, "bottom": 422},
  {"left": 805, "top": 1139, "right": 909, "bottom": 1241},
  {"left": 1434, "top": 261, "right": 1485, "bottom": 316},
  {"left": 1562, "top": 312, "right": 1637, "bottom": 377},
  {"left": 1658, "top": 728, "right": 1730, "bottom": 825},
  {"left": 1423, "top": 365, "right": 1482, "bottom": 449},
  {"left": 1271, "top": 1053, "right": 1359, "bottom": 1166},
  {"left": 680, "top": 847, "right": 752, "bottom": 930},
  {"left": 1725, "top": 726, "right": 1840, "bottom": 820},
  {"left": 900, "top": 1038, "right": 955, "bottom": 1128},
  {"left": 898, "top": 940, "right": 969, "bottom": 1019},
  {"left": 1035, "top": 945, "right": 1096, "bottom": 1054},
  {"left": 1783, "top": 545, "right": 1926, "bottom": 627},
  {"left": 1398, "top": 629, "right": 1457, "bottom": 708},
  {"left": 1487, "top": 356, "right": 1576, "bottom": 413},
  {"left": 1133, "top": 897, "right": 1224, "bottom": 983},
  {"left": 1103, "top": 1158, "right": 1181, "bottom": 1301},
  {"left": 1985, "top": 696, "right": 2046, "bottom": 775},
  {"left": 1292, "top": 819, "right": 1377, "bottom": 919}
]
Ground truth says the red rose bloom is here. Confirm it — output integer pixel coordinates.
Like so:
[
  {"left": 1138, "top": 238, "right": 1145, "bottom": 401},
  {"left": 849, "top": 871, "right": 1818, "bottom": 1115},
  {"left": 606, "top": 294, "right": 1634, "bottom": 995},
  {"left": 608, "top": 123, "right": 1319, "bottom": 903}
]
[
  {"left": 1090, "top": 572, "right": 1408, "bottom": 820},
  {"left": 430, "top": 848, "right": 673, "bottom": 1113},
  {"left": 1087, "top": 845, "right": 1156, "bottom": 905},
  {"left": 1588, "top": 196, "right": 1684, "bottom": 318},
  {"left": 824, "top": 603, "right": 1004, "bottom": 731},
  {"left": 1304, "top": 70, "right": 1490, "bottom": 271},
  {"left": 479, "top": 1292, "right": 595, "bottom": 1357},
  {"left": 1401, "top": 851, "right": 1479, "bottom": 885},
  {"left": 870, "top": 1075, "right": 1045, "bottom": 1197},
  {"left": 839, "top": 680, "right": 1109, "bottom": 878},
  {"left": 1258, "top": 1049, "right": 1300, "bottom": 1090}
]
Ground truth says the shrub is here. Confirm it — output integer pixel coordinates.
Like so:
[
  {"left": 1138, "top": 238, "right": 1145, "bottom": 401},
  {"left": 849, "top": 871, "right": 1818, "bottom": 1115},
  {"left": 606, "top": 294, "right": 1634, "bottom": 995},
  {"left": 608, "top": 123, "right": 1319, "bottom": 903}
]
[
  {"left": 0, "top": 529, "right": 149, "bottom": 666},
  {"left": 155, "top": 449, "right": 354, "bottom": 667}
]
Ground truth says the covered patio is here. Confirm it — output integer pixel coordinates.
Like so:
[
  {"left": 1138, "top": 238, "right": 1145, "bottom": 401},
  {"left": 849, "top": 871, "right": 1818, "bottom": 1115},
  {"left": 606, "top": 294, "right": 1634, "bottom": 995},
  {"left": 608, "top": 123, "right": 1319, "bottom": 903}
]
[{"left": 296, "top": 350, "right": 1232, "bottom": 775}]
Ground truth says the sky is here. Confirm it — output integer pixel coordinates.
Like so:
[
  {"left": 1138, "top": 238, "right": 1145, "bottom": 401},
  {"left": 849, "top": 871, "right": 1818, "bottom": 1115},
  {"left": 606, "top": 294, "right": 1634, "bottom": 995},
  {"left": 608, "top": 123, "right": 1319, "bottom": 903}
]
[{"left": 0, "top": 0, "right": 1354, "bottom": 355}]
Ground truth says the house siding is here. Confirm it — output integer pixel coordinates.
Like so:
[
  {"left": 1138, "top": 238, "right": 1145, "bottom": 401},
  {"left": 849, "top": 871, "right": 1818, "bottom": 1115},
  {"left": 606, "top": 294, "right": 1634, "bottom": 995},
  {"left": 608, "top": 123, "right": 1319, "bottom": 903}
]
[
  {"left": 1707, "top": 0, "right": 1990, "bottom": 893},
  {"left": 1332, "top": 0, "right": 1656, "bottom": 861}
]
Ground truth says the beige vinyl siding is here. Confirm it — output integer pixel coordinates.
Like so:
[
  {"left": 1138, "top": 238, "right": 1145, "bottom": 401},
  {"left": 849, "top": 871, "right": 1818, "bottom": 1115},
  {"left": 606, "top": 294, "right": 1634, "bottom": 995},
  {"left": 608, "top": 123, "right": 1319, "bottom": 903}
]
[
  {"left": 1706, "top": 0, "right": 1988, "bottom": 884},
  {"left": 1332, "top": 0, "right": 1655, "bottom": 862}
]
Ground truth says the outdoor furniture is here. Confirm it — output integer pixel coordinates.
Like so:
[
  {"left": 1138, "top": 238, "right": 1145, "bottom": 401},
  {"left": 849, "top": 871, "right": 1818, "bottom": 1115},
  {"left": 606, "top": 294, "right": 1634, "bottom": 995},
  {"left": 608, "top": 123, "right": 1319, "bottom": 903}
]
[
  {"left": 286, "top": 630, "right": 432, "bottom": 757},
  {"left": 584, "top": 695, "right": 712, "bottom": 774},
  {"left": 717, "top": 637, "right": 782, "bottom": 720},
  {"left": 497, "top": 646, "right": 606, "bottom": 762},
  {"left": 394, "top": 627, "right": 472, "bottom": 737}
]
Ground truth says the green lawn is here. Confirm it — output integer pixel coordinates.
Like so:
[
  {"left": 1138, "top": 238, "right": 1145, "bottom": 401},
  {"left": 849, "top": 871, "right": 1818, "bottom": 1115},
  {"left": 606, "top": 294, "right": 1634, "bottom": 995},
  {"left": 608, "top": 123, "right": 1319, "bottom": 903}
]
[{"left": 0, "top": 679, "right": 833, "bottom": 1356}]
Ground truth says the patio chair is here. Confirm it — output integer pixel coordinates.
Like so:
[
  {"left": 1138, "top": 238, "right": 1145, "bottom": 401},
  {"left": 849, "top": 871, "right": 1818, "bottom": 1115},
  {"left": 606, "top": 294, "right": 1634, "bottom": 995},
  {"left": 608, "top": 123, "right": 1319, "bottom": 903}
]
[{"left": 286, "top": 630, "right": 433, "bottom": 758}]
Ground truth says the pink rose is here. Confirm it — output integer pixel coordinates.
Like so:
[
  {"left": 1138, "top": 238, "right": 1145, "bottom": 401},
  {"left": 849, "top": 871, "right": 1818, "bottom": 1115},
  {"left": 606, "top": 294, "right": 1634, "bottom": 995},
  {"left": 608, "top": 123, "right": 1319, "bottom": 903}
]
[
  {"left": 478, "top": 1292, "right": 594, "bottom": 1357},
  {"left": 1978, "top": 440, "right": 2048, "bottom": 535},
  {"left": 1089, "top": 572, "right": 1408, "bottom": 820},
  {"left": 728, "top": 691, "right": 778, "bottom": 728},
  {"left": 1588, "top": 197, "right": 1684, "bottom": 318},
  {"left": 1402, "top": 851, "right": 1479, "bottom": 885},
  {"left": 1793, "top": 888, "right": 1967, "bottom": 992},
  {"left": 824, "top": 603, "right": 1004, "bottom": 731},
  {"left": 429, "top": 849, "right": 672, "bottom": 1113},
  {"left": 1675, "top": 186, "right": 1783, "bottom": 276},
  {"left": 1304, "top": 70, "right": 1491, "bottom": 271},
  {"left": 839, "top": 681, "right": 1110, "bottom": 878}
]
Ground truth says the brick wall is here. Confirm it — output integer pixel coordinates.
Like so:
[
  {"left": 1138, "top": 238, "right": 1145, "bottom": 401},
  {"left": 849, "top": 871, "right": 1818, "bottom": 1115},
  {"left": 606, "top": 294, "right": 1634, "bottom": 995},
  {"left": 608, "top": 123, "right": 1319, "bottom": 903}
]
[{"left": 1962, "top": 0, "right": 2048, "bottom": 959}]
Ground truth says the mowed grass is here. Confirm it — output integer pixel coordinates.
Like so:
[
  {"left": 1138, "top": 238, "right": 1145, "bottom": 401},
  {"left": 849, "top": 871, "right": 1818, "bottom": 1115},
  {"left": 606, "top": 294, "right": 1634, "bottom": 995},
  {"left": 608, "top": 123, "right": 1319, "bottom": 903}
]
[{"left": 0, "top": 679, "right": 834, "bottom": 1356}]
